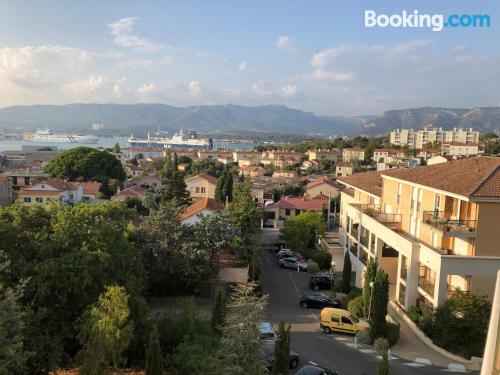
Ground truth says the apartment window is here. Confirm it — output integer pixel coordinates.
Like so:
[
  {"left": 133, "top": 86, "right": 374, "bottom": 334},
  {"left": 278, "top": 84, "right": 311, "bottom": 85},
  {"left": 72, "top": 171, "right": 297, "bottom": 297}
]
[
  {"left": 418, "top": 264, "right": 436, "bottom": 296},
  {"left": 35, "top": 197, "right": 43, "bottom": 203},
  {"left": 434, "top": 194, "right": 441, "bottom": 212},
  {"left": 23, "top": 197, "right": 31, "bottom": 203},
  {"left": 396, "top": 183, "right": 402, "bottom": 205}
]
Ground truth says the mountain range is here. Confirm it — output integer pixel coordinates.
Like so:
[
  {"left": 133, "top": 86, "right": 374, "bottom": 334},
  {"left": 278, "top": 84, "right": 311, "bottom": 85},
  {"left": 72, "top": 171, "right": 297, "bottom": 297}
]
[{"left": 0, "top": 103, "right": 498, "bottom": 137}]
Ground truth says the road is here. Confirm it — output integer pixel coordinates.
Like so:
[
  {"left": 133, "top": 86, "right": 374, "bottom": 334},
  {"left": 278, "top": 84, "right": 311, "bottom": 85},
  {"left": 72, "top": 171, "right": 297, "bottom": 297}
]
[{"left": 261, "top": 252, "right": 459, "bottom": 375}]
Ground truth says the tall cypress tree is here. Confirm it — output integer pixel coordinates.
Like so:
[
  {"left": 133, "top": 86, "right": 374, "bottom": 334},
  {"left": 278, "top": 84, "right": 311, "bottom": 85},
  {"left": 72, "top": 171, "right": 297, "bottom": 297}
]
[
  {"left": 211, "top": 288, "right": 227, "bottom": 336},
  {"left": 378, "top": 350, "right": 390, "bottom": 375},
  {"left": 224, "top": 171, "right": 233, "bottom": 203},
  {"left": 215, "top": 171, "right": 227, "bottom": 203},
  {"left": 145, "top": 325, "right": 163, "bottom": 375},
  {"left": 363, "top": 258, "right": 379, "bottom": 318},
  {"left": 273, "top": 320, "right": 290, "bottom": 375},
  {"left": 370, "top": 269, "right": 389, "bottom": 341},
  {"left": 341, "top": 251, "right": 351, "bottom": 294},
  {"left": 173, "top": 152, "right": 178, "bottom": 171}
]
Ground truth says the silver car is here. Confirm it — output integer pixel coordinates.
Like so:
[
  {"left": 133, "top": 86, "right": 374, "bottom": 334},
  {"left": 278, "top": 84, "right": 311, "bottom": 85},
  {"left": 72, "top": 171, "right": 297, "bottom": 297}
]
[{"left": 279, "top": 257, "right": 308, "bottom": 271}]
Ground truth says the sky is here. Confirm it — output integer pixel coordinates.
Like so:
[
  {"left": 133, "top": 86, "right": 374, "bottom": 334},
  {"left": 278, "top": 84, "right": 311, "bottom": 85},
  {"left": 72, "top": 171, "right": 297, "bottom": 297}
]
[{"left": 0, "top": 0, "right": 499, "bottom": 115}]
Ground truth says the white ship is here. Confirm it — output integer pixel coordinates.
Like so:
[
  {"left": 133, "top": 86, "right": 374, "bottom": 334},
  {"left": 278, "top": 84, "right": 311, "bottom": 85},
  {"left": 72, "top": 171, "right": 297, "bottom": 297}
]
[
  {"left": 129, "top": 129, "right": 212, "bottom": 149},
  {"left": 25, "top": 129, "right": 99, "bottom": 144}
]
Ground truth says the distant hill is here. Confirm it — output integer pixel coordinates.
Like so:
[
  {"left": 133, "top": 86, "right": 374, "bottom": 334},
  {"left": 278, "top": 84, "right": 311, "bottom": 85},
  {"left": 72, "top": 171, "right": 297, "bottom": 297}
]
[{"left": 0, "top": 103, "right": 498, "bottom": 137}]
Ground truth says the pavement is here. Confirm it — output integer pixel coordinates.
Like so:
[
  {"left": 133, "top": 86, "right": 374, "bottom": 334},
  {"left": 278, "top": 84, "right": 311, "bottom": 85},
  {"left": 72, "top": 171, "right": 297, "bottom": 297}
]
[{"left": 261, "top": 251, "right": 477, "bottom": 375}]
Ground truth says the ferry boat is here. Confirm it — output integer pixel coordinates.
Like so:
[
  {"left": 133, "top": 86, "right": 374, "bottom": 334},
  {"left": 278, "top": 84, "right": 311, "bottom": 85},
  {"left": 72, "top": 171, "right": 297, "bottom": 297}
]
[
  {"left": 24, "top": 129, "right": 99, "bottom": 144},
  {"left": 128, "top": 129, "right": 213, "bottom": 149}
]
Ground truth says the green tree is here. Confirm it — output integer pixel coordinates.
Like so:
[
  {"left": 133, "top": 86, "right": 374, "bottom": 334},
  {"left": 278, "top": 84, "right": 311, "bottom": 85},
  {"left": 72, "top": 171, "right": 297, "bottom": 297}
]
[
  {"left": 219, "top": 282, "right": 268, "bottom": 374},
  {"left": 228, "top": 180, "right": 262, "bottom": 244},
  {"left": 273, "top": 320, "right": 290, "bottom": 375},
  {"left": 77, "top": 285, "right": 134, "bottom": 375},
  {"left": 378, "top": 350, "right": 390, "bottom": 375},
  {"left": 370, "top": 270, "right": 389, "bottom": 341},
  {"left": 363, "top": 258, "right": 379, "bottom": 318},
  {"left": 44, "top": 146, "right": 125, "bottom": 183},
  {"left": 112, "top": 142, "right": 121, "bottom": 153},
  {"left": 279, "top": 211, "right": 325, "bottom": 253},
  {"left": 341, "top": 251, "right": 352, "bottom": 294},
  {"left": 215, "top": 169, "right": 234, "bottom": 204},
  {"left": 145, "top": 325, "right": 163, "bottom": 375},
  {"left": 211, "top": 288, "right": 227, "bottom": 336}
]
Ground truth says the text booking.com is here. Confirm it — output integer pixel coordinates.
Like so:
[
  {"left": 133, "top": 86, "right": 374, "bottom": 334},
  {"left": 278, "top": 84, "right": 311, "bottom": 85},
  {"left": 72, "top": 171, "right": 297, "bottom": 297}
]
[{"left": 365, "top": 10, "right": 491, "bottom": 31}]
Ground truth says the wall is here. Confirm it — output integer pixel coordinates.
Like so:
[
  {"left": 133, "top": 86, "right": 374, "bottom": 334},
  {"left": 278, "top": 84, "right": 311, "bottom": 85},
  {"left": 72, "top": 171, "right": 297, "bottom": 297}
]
[{"left": 475, "top": 202, "right": 500, "bottom": 257}]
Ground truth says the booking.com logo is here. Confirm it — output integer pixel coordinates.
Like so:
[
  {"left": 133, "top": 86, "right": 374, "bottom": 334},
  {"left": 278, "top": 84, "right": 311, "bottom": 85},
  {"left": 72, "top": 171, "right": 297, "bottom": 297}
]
[{"left": 365, "top": 10, "right": 491, "bottom": 31}]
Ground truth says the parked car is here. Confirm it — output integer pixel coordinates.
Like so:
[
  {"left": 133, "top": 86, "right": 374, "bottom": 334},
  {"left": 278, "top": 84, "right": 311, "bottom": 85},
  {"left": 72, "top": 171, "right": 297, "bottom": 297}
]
[
  {"left": 279, "top": 257, "right": 308, "bottom": 271},
  {"left": 299, "top": 292, "right": 340, "bottom": 309},
  {"left": 309, "top": 273, "right": 335, "bottom": 291},
  {"left": 276, "top": 249, "right": 293, "bottom": 258},
  {"left": 296, "top": 363, "right": 339, "bottom": 375},
  {"left": 319, "top": 308, "right": 367, "bottom": 334},
  {"left": 259, "top": 322, "right": 276, "bottom": 341},
  {"left": 263, "top": 342, "right": 300, "bottom": 370}
]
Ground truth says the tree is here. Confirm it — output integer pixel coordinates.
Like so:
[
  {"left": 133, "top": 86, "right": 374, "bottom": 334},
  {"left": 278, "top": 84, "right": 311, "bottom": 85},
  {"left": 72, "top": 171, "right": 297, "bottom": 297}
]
[
  {"left": 363, "top": 258, "right": 379, "bottom": 317},
  {"left": 370, "top": 270, "right": 389, "bottom": 341},
  {"left": 219, "top": 282, "right": 268, "bottom": 374},
  {"left": 44, "top": 146, "right": 125, "bottom": 183},
  {"left": 77, "top": 285, "right": 134, "bottom": 375},
  {"left": 112, "top": 142, "right": 121, "bottom": 153},
  {"left": 215, "top": 169, "right": 234, "bottom": 204},
  {"left": 273, "top": 320, "right": 290, "bottom": 375},
  {"left": 211, "top": 288, "right": 227, "bottom": 336},
  {"left": 378, "top": 350, "right": 390, "bottom": 375},
  {"left": 228, "top": 180, "right": 262, "bottom": 244},
  {"left": 279, "top": 211, "right": 325, "bottom": 253},
  {"left": 341, "top": 251, "right": 352, "bottom": 294},
  {"left": 145, "top": 325, "right": 163, "bottom": 375}
]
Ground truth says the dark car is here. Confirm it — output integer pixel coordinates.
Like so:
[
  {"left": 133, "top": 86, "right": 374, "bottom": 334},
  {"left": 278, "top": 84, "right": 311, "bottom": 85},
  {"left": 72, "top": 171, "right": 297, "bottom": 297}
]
[
  {"left": 263, "top": 342, "right": 300, "bottom": 370},
  {"left": 299, "top": 292, "right": 340, "bottom": 309},
  {"left": 309, "top": 273, "right": 335, "bottom": 291},
  {"left": 296, "top": 364, "right": 339, "bottom": 375}
]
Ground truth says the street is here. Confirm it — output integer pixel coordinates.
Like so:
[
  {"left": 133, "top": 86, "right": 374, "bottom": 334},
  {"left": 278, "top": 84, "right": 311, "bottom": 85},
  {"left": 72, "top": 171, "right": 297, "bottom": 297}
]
[{"left": 261, "top": 252, "right": 462, "bottom": 375}]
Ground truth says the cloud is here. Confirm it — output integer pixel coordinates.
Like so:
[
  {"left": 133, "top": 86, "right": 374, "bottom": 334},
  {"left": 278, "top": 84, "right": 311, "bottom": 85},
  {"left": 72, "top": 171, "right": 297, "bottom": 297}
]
[
  {"left": 64, "top": 75, "right": 109, "bottom": 95},
  {"left": 276, "top": 35, "right": 296, "bottom": 53},
  {"left": 138, "top": 82, "right": 156, "bottom": 95},
  {"left": 238, "top": 61, "right": 247, "bottom": 72},
  {"left": 280, "top": 84, "right": 298, "bottom": 98},
  {"left": 109, "top": 17, "right": 165, "bottom": 52}
]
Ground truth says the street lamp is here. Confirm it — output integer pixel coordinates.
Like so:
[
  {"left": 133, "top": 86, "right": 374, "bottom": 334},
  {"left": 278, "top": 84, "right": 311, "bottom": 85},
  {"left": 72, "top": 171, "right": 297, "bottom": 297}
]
[{"left": 368, "top": 281, "right": 375, "bottom": 320}]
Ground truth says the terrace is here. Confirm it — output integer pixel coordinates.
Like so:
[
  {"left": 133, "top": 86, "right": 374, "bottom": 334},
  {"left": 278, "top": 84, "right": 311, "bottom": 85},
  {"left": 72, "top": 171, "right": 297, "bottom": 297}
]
[{"left": 422, "top": 211, "right": 477, "bottom": 238}]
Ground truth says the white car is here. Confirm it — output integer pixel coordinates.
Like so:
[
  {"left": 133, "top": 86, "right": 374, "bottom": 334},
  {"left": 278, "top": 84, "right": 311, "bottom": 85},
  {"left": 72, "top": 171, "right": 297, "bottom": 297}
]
[{"left": 279, "top": 257, "right": 308, "bottom": 271}]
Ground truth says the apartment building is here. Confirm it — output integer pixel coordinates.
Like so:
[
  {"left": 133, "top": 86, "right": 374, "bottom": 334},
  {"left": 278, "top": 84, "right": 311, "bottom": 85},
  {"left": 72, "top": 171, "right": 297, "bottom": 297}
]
[
  {"left": 306, "top": 149, "right": 338, "bottom": 162},
  {"left": 372, "top": 149, "right": 405, "bottom": 163},
  {"left": 338, "top": 157, "right": 500, "bottom": 312},
  {"left": 390, "top": 127, "right": 480, "bottom": 149},
  {"left": 442, "top": 142, "right": 480, "bottom": 157},
  {"left": 336, "top": 162, "right": 354, "bottom": 178},
  {"left": 342, "top": 148, "right": 365, "bottom": 162}
]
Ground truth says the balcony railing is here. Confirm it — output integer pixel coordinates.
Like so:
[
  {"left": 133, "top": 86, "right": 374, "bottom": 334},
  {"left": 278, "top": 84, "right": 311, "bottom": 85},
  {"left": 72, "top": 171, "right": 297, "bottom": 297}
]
[
  {"left": 360, "top": 235, "right": 369, "bottom": 248},
  {"left": 418, "top": 276, "right": 435, "bottom": 296},
  {"left": 351, "top": 226, "right": 359, "bottom": 240},
  {"left": 400, "top": 267, "right": 408, "bottom": 281},
  {"left": 422, "top": 211, "right": 477, "bottom": 235},
  {"left": 351, "top": 204, "right": 402, "bottom": 224},
  {"left": 359, "top": 248, "right": 368, "bottom": 265},
  {"left": 349, "top": 243, "right": 358, "bottom": 257}
]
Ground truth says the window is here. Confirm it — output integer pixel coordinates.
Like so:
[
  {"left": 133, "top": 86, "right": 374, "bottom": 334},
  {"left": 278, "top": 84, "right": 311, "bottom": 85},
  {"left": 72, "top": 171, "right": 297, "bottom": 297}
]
[
  {"left": 201, "top": 187, "right": 206, "bottom": 194},
  {"left": 397, "top": 183, "right": 401, "bottom": 205},
  {"left": 23, "top": 197, "right": 31, "bottom": 203},
  {"left": 341, "top": 316, "right": 353, "bottom": 325},
  {"left": 296, "top": 209, "right": 300, "bottom": 215},
  {"left": 195, "top": 187, "right": 200, "bottom": 193},
  {"left": 35, "top": 197, "right": 43, "bottom": 203},
  {"left": 434, "top": 194, "right": 441, "bottom": 212},
  {"left": 285, "top": 209, "right": 290, "bottom": 216},
  {"left": 331, "top": 316, "right": 340, "bottom": 323}
]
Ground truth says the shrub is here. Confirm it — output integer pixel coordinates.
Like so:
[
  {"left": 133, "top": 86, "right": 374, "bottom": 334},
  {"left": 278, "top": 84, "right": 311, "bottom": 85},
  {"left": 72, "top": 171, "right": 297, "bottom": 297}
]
[
  {"left": 310, "top": 251, "right": 332, "bottom": 270},
  {"left": 348, "top": 286, "right": 363, "bottom": 300},
  {"left": 385, "top": 322, "right": 400, "bottom": 346},
  {"left": 374, "top": 337, "right": 389, "bottom": 354},
  {"left": 307, "top": 261, "right": 320, "bottom": 274},
  {"left": 356, "top": 329, "right": 372, "bottom": 345},
  {"left": 347, "top": 296, "right": 365, "bottom": 319},
  {"left": 335, "top": 293, "right": 349, "bottom": 309},
  {"left": 378, "top": 350, "right": 390, "bottom": 375},
  {"left": 408, "top": 306, "right": 420, "bottom": 322}
]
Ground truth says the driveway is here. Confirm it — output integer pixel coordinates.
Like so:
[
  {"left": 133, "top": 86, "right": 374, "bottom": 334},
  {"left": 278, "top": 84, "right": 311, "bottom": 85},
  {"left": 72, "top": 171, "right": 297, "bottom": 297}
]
[{"left": 261, "top": 252, "right": 471, "bottom": 375}]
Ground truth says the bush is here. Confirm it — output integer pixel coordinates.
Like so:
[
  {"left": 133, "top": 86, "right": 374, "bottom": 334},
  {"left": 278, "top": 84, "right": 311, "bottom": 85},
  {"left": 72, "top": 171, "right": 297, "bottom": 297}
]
[
  {"left": 356, "top": 329, "right": 372, "bottom": 345},
  {"left": 408, "top": 306, "right": 420, "bottom": 322},
  {"left": 347, "top": 296, "right": 365, "bottom": 319},
  {"left": 374, "top": 337, "right": 390, "bottom": 354},
  {"left": 385, "top": 322, "right": 400, "bottom": 346},
  {"left": 335, "top": 293, "right": 349, "bottom": 309},
  {"left": 309, "top": 251, "right": 332, "bottom": 270},
  {"left": 348, "top": 286, "right": 363, "bottom": 300},
  {"left": 307, "top": 261, "right": 320, "bottom": 274}
]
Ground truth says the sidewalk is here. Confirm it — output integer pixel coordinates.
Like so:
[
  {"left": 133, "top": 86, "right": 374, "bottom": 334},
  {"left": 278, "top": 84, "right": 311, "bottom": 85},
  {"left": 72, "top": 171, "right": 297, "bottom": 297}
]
[{"left": 389, "top": 302, "right": 480, "bottom": 371}]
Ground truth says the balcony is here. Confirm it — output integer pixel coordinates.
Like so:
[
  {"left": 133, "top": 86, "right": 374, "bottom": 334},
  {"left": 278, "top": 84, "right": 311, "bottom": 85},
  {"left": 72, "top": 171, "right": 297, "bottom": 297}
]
[
  {"left": 351, "top": 204, "right": 402, "bottom": 227},
  {"left": 400, "top": 267, "right": 408, "bottom": 281},
  {"left": 418, "top": 276, "right": 435, "bottom": 297},
  {"left": 359, "top": 248, "right": 368, "bottom": 265},
  {"left": 349, "top": 243, "right": 358, "bottom": 257},
  {"left": 422, "top": 211, "right": 477, "bottom": 238}
]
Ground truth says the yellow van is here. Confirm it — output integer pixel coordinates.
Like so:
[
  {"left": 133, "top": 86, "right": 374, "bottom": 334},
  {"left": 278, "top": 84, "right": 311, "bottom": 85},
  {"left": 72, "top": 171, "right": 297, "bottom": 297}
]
[{"left": 320, "top": 308, "right": 365, "bottom": 334}]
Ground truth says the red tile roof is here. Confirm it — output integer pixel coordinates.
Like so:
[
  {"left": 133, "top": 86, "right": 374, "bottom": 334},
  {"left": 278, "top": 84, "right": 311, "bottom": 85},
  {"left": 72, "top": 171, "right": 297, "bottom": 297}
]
[
  {"left": 112, "top": 186, "right": 146, "bottom": 200},
  {"left": 23, "top": 178, "right": 80, "bottom": 194},
  {"left": 186, "top": 173, "right": 218, "bottom": 185},
  {"left": 306, "top": 176, "right": 339, "bottom": 189},
  {"left": 21, "top": 190, "right": 61, "bottom": 196},
  {"left": 337, "top": 171, "right": 383, "bottom": 197},
  {"left": 80, "top": 182, "right": 101, "bottom": 195},
  {"left": 181, "top": 197, "right": 225, "bottom": 220},
  {"left": 269, "top": 196, "right": 327, "bottom": 211},
  {"left": 380, "top": 157, "right": 500, "bottom": 199}
]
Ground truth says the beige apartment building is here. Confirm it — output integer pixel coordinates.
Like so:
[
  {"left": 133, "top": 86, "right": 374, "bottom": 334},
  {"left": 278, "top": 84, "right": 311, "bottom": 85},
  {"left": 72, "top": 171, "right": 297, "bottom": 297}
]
[
  {"left": 342, "top": 148, "right": 365, "bottom": 162},
  {"left": 390, "top": 127, "right": 479, "bottom": 149},
  {"left": 338, "top": 157, "right": 500, "bottom": 311},
  {"left": 306, "top": 149, "right": 338, "bottom": 162}
]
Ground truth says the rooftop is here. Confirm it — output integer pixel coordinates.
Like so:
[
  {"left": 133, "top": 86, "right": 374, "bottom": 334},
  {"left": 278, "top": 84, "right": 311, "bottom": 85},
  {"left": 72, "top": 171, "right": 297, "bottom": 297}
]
[
  {"left": 268, "top": 196, "right": 327, "bottom": 211},
  {"left": 337, "top": 171, "right": 383, "bottom": 198},
  {"left": 185, "top": 173, "right": 218, "bottom": 185},
  {"left": 181, "top": 197, "right": 224, "bottom": 220},
  {"left": 306, "top": 176, "right": 339, "bottom": 189}
]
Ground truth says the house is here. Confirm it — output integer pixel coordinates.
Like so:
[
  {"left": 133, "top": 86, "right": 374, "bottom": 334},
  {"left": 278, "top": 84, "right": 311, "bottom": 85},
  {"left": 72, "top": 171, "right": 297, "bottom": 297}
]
[
  {"left": 111, "top": 185, "right": 147, "bottom": 202},
  {"left": 185, "top": 173, "right": 218, "bottom": 200},
  {"left": 125, "top": 147, "right": 165, "bottom": 160},
  {"left": 263, "top": 196, "right": 328, "bottom": 228},
  {"left": 217, "top": 156, "right": 234, "bottom": 165},
  {"left": 427, "top": 155, "right": 449, "bottom": 166},
  {"left": 342, "top": 148, "right": 365, "bottom": 162},
  {"left": 301, "top": 159, "right": 321, "bottom": 172},
  {"left": 306, "top": 176, "right": 340, "bottom": 199},
  {"left": 372, "top": 149, "right": 405, "bottom": 163},
  {"left": 239, "top": 166, "right": 266, "bottom": 178},
  {"left": 264, "top": 150, "right": 303, "bottom": 161},
  {"left": 238, "top": 158, "right": 261, "bottom": 167},
  {"left": 271, "top": 170, "right": 298, "bottom": 182},
  {"left": 251, "top": 183, "right": 266, "bottom": 204},
  {"left": 306, "top": 149, "right": 338, "bottom": 162},
  {"left": 0, "top": 176, "right": 12, "bottom": 206},
  {"left": 180, "top": 197, "right": 225, "bottom": 224},
  {"left": 442, "top": 142, "right": 480, "bottom": 157},
  {"left": 20, "top": 178, "right": 83, "bottom": 206},
  {"left": 417, "top": 148, "right": 440, "bottom": 160},
  {"left": 338, "top": 157, "right": 500, "bottom": 312},
  {"left": 335, "top": 162, "right": 354, "bottom": 178},
  {"left": 232, "top": 150, "right": 262, "bottom": 163},
  {"left": 197, "top": 150, "right": 233, "bottom": 160},
  {"left": 127, "top": 175, "right": 162, "bottom": 189},
  {"left": 80, "top": 182, "right": 102, "bottom": 201}
]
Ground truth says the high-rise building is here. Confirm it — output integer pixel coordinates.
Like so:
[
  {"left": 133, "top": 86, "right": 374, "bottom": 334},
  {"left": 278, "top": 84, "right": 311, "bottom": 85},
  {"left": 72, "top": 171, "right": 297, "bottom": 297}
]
[{"left": 390, "top": 127, "right": 480, "bottom": 149}]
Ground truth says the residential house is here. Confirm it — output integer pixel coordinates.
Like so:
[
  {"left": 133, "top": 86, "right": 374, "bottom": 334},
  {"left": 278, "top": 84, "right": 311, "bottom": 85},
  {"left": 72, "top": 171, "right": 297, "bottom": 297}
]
[
  {"left": 185, "top": 173, "right": 218, "bottom": 200},
  {"left": 306, "top": 176, "right": 340, "bottom": 199},
  {"left": 306, "top": 149, "right": 338, "bottom": 162},
  {"left": 111, "top": 185, "right": 147, "bottom": 202},
  {"left": 265, "top": 150, "right": 303, "bottom": 162},
  {"left": 272, "top": 170, "right": 299, "bottom": 183},
  {"left": 238, "top": 158, "right": 261, "bottom": 167},
  {"left": 251, "top": 183, "right": 266, "bottom": 204},
  {"left": 127, "top": 175, "right": 162, "bottom": 189},
  {"left": 80, "top": 182, "right": 102, "bottom": 202},
  {"left": 20, "top": 178, "right": 83, "bottom": 206},
  {"left": 239, "top": 166, "right": 266, "bottom": 178},
  {"left": 0, "top": 176, "right": 12, "bottom": 206},
  {"left": 372, "top": 149, "right": 405, "bottom": 163},
  {"left": 342, "top": 148, "right": 365, "bottom": 162},
  {"left": 180, "top": 197, "right": 225, "bottom": 225},
  {"left": 336, "top": 162, "right": 354, "bottom": 178},
  {"left": 442, "top": 142, "right": 480, "bottom": 157},
  {"left": 417, "top": 148, "right": 440, "bottom": 160},
  {"left": 197, "top": 150, "right": 233, "bottom": 160},
  {"left": 264, "top": 196, "right": 328, "bottom": 229},
  {"left": 125, "top": 147, "right": 165, "bottom": 160},
  {"left": 301, "top": 159, "right": 321, "bottom": 172},
  {"left": 232, "top": 150, "right": 262, "bottom": 163},
  {"left": 338, "top": 157, "right": 500, "bottom": 312}
]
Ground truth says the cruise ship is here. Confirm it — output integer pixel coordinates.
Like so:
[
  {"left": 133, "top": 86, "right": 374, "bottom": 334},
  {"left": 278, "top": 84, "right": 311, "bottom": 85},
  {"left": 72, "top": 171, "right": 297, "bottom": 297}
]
[
  {"left": 129, "top": 129, "right": 213, "bottom": 149},
  {"left": 24, "top": 129, "right": 99, "bottom": 144}
]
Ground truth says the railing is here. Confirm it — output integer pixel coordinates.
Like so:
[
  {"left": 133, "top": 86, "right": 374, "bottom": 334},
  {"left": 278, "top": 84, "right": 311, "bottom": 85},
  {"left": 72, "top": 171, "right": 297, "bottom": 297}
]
[
  {"left": 349, "top": 243, "right": 358, "bottom": 257},
  {"left": 360, "top": 235, "right": 369, "bottom": 247},
  {"left": 418, "top": 276, "right": 435, "bottom": 296},
  {"left": 350, "top": 204, "right": 402, "bottom": 224},
  {"left": 400, "top": 267, "right": 408, "bottom": 281},
  {"left": 422, "top": 211, "right": 477, "bottom": 234},
  {"left": 351, "top": 226, "right": 359, "bottom": 240},
  {"left": 359, "top": 248, "right": 368, "bottom": 265}
]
